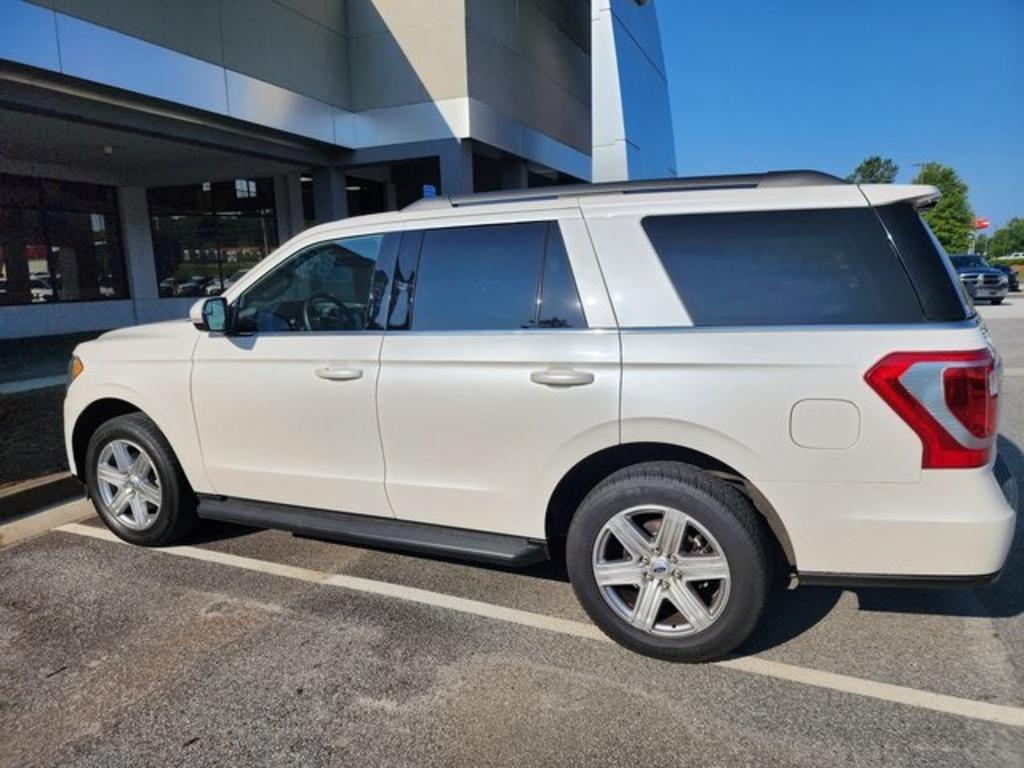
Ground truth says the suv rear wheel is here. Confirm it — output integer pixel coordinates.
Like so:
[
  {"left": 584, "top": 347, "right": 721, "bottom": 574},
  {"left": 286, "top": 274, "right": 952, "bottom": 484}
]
[
  {"left": 566, "top": 461, "right": 770, "bottom": 662},
  {"left": 84, "top": 413, "right": 198, "bottom": 546}
]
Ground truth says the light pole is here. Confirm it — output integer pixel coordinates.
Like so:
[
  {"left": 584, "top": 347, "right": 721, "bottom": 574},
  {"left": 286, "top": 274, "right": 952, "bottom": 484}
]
[{"left": 970, "top": 218, "right": 990, "bottom": 255}]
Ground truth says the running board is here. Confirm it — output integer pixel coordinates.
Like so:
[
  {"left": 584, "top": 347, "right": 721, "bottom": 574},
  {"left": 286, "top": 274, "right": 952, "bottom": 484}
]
[{"left": 197, "top": 496, "right": 549, "bottom": 567}]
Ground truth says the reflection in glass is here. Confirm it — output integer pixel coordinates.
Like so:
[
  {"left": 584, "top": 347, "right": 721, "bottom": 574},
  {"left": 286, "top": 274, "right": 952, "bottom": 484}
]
[
  {"left": 0, "top": 174, "right": 127, "bottom": 306},
  {"left": 235, "top": 235, "right": 389, "bottom": 334},
  {"left": 538, "top": 228, "right": 586, "bottom": 328},
  {"left": 148, "top": 179, "right": 278, "bottom": 299},
  {"left": 411, "top": 223, "right": 547, "bottom": 331},
  {"left": 395, "top": 222, "right": 588, "bottom": 332}
]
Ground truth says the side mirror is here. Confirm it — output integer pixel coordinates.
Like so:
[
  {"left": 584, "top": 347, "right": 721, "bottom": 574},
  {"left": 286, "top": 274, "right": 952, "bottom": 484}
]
[{"left": 190, "top": 297, "right": 230, "bottom": 333}]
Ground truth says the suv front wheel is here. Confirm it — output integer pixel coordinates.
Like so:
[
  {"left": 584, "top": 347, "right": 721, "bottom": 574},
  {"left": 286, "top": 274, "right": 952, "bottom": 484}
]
[
  {"left": 84, "top": 413, "right": 198, "bottom": 546},
  {"left": 566, "top": 461, "right": 771, "bottom": 662}
]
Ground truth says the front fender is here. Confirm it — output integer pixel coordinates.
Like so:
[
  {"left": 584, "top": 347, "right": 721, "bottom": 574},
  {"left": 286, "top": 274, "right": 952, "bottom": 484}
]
[{"left": 64, "top": 378, "right": 212, "bottom": 493}]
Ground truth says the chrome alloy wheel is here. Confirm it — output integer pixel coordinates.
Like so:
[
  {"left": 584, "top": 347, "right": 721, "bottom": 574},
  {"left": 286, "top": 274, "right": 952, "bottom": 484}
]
[
  {"left": 95, "top": 439, "right": 162, "bottom": 531},
  {"left": 591, "top": 505, "right": 731, "bottom": 636}
]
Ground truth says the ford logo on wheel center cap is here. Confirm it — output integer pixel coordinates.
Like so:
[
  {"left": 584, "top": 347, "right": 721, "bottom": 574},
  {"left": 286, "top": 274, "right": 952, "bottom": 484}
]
[{"left": 650, "top": 557, "right": 671, "bottom": 577}]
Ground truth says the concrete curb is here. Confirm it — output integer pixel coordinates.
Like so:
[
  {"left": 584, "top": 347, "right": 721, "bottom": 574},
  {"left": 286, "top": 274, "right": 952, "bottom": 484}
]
[
  {"left": 0, "top": 498, "right": 95, "bottom": 549},
  {"left": 0, "top": 472, "right": 85, "bottom": 525}
]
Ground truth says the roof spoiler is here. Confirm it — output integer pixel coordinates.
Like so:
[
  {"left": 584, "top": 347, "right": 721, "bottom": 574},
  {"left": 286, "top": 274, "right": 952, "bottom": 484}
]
[{"left": 859, "top": 184, "right": 941, "bottom": 210}]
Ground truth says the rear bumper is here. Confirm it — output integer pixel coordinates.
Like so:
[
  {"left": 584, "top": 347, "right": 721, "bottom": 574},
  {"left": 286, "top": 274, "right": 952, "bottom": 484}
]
[{"left": 761, "top": 464, "right": 1017, "bottom": 578}]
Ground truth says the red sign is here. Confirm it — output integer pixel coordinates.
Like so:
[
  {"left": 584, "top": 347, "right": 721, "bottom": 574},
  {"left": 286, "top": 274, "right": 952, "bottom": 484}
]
[{"left": 974, "top": 218, "right": 990, "bottom": 230}]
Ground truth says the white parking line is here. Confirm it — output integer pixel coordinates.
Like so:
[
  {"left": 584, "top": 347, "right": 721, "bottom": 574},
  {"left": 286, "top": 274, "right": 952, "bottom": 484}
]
[{"left": 58, "top": 521, "right": 1024, "bottom": 728}]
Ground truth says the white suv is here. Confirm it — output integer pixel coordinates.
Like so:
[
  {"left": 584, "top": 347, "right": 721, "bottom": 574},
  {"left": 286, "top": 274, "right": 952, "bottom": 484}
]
[{"left": 64, "top": 172, "right": 1016, "bottom": 662}]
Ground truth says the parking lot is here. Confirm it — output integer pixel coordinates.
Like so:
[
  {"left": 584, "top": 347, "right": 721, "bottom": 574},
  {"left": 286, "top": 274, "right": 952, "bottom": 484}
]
[{"left": 2, "top": 297, "right": 1023, "bottom": 768}]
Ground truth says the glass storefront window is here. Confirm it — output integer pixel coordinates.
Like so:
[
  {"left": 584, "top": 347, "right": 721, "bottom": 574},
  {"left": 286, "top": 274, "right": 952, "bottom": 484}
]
[
  {"left": 0, "top": 174, "right": 128, "bottom": 306},
  {"left": 148, "top": 178, "right": 278, "bottom": 297},
  {"left": 345, "top": 157, "right": 441, "bottom": 217}
]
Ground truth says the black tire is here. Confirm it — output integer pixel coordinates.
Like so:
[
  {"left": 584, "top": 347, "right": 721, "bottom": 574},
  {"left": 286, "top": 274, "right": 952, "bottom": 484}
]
[
  {"left": 991, "top": 298, "right": 1004, "bottom": 305},
  {"left": 84, "top": 412, "right": 198, "bottom": 546},
  {"left": 566, "top": 461, "right": 770, "bottom": 662}
]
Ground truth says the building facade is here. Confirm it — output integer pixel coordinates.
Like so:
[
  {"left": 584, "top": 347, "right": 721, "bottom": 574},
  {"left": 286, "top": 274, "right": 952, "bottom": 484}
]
[{"left": 0, "top": 0, "right": 673, "bottom": 339}]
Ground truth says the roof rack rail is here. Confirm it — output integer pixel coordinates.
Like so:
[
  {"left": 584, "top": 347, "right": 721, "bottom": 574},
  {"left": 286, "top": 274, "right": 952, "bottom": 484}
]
[{"left": 403, "top": 170, "right": 846, "bottom": 211}]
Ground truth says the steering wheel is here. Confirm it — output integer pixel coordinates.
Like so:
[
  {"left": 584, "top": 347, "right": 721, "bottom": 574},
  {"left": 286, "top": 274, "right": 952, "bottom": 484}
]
[{"left": 302, "top": 291, "right": 359, "bottom": 331}]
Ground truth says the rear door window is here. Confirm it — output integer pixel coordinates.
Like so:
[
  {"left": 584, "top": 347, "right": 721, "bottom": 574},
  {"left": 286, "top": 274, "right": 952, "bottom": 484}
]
[
  {"left": 400, "top": 222, "right": 586, "bottom": 331},
  {"left": 642, "top": 208, "right": 930, "bottom": 326}
]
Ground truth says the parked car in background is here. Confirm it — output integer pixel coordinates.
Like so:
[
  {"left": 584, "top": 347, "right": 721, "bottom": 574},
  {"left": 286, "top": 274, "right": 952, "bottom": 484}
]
[
  {"left": 159, "top": 276, "right": 185, "bottom": 297},
  {"left": 949, "top": 254, "right": 1009, "bottom": 304},
  {"left": 992, "top": 263, "right": 1020, "bottom": 292},
  {"left": 175, "top": 276, "right": 210, "bottom": 297},
  {"left": 65, "top": 172, "right": 1015, "bottom": 663},
  {"left": 30, "top": 277, "right": 54, "bottom": 302},
  {"left": 204, "top": 269, "right": 251, "bottom": 296},
  {"left": 204, "top": 277, "right": 225, "bottom": 296}
]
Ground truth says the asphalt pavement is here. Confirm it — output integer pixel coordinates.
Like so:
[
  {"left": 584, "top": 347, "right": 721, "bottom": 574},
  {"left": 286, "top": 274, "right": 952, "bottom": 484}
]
[{"left": 2, "top": 295, "right": 1023, "bottom": 768}]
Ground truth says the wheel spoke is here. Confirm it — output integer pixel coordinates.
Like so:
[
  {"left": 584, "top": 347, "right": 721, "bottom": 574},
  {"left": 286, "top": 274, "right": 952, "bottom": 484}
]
[
  {"left": 666, "top": 580, "right": 714, "bottom": 632},
  {"left": 128, "top": 493, "right": 149, "bottom": 524},
  {"left": 108, "top": 485, "right": 133, "bottom": 517},
  {"left": 606, "top": 515, "right": 653, "bottom": 559},
  {"left": 96, "top": 465, "right": 127, "bottom": 489},
  {"left": 136, "top": 481, "right": 161, "bottom": 507},
  {"left": 678, "top": 554, "right": 729, "bottom": 582},
  {"left": 110, "top": 442, "right": 134, "bottom": 472},
  {"left": 129, "top": 452, "right": 152, "bottom": 479},
  {"left": 655, "top": 508, "right": 688, "bottom": 556},
  {"left": 630, "top": 581, "right": 663, "bottom": 631},
  {"left": 593, "top": 560, "right": 645, "bottom": 587}
]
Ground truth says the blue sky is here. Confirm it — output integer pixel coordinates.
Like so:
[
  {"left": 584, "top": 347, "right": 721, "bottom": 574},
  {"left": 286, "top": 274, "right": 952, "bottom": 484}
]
[{"left": 657, "top": 0, "right": 1024, "bottom": 229}]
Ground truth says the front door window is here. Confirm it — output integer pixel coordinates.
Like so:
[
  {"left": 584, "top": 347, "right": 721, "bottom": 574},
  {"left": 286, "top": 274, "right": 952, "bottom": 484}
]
[{"left": 235, "top": 234, "right": 397, "bottom": 333}]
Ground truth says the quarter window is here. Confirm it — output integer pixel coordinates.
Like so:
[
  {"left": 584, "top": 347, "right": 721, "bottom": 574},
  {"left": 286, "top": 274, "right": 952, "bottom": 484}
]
[
  {"left": 235, "top": 234, "right": 396, "bottom": 333},
  {"left": 642, "top": 208, "right": 927, "bottom": 326}
]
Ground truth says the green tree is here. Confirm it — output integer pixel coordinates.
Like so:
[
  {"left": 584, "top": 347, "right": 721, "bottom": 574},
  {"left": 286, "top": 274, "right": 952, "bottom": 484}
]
[
  {"left": 988, "top": 218, "right": 1024, "bottom": 258},
  {"left": 846, "top": 155, "right": 899, "bottom": 184},
  {"left": 912, "top": 162, "right": 974, "bottom": 253}
]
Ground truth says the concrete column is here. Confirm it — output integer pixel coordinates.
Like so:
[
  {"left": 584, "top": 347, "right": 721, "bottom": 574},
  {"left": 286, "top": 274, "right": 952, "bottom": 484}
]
[
  {"left": 118, "top": 187, "right": 157, "bottom": 325},
  {"left": 500, "top": 156, "right": 529, "bottom": 189},
  {"left": 439, "top": 140, "right": 473, "bottom": 195},
  {"left": 273, "top": 172, "right": 305, "bottom": 241},
  {"left": 312, "top": 166, "right": 348, "bottom": 224}
]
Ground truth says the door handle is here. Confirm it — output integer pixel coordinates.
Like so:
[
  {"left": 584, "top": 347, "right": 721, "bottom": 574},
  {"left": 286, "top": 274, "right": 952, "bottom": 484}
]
[
  {"left": 315, "top": 366, "right": 363, "bottom": 381},
  {"left": 530, "top": 367, "right": 595, "bottom": 387}
]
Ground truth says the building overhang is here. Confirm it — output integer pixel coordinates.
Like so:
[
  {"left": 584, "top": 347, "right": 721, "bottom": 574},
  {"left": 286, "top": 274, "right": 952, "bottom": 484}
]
[{"left": 0, "top": 0, "right": 590, "bottom": 180}]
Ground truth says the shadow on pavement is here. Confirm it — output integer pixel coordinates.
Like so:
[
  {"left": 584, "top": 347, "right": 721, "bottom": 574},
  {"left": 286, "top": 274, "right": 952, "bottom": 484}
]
[
  {"left": 176, "top": 435, "right": 1023, "bottom": 655},
  {"left": 184, "top": 520, "right": 258, "bottom": 545},
  {"left": 739, "top": 584, "right": 842, "bottom": 655}
]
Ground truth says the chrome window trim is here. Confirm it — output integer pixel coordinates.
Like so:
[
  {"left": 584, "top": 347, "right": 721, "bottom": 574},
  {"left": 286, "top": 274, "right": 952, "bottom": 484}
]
[
  {"left": 617, "top": 319, "right": 981, "bottom": 335},
  {"left": 377, "top": 327, "right": 617, "bottom": 338}
]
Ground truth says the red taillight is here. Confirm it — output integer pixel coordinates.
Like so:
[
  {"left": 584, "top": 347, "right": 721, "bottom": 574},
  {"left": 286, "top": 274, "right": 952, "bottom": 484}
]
[{"left": 865, "top": 349, "right": 999, "bottom": 469}]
